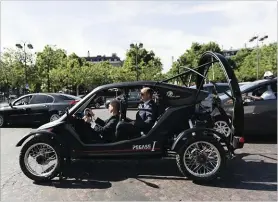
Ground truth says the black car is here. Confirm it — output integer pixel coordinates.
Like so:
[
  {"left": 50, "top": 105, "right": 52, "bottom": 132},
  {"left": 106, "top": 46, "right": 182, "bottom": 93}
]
[
  {"left": 0, "top": 93, "right": 81, "bottom": 127},
  {"left": 213, "top": 78, "right": 277, "bottom": 137},
  {"left": 105, "top": 91, "right": 141, "bottom": 108},
  {"left": 190, "top": 83, "right": 230, "bottom": 95},
  {"left": 16, "top": 51, "right": 245, "bottom": 183}
]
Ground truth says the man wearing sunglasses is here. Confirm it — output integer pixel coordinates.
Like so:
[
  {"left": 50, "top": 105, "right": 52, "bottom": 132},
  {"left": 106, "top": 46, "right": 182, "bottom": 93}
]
[{"left": 117, "top": 87, "right": 157, "bottom": 140}]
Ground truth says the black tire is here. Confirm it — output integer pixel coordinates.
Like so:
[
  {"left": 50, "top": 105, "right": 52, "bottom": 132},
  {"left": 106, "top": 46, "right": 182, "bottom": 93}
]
[
  {"left": 0, "top": 114, "right": 5, "bottom": 127},
  {"left": 176, "top": 135, "right": 226, "bottom": 182},
  {"left": 19, "top": 137, "right": 62, "bottom": 182},
  {"left": 49, "top": 112, "right": 60, "bottom": 122},
  {"left": 95, "top": 103, "right": 101, "bottom": 109}
]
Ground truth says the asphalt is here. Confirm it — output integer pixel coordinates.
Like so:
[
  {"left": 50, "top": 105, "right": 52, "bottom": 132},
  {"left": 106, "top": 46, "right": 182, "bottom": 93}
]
[{"left": 0, "top": 109, "right": 277, "bottom": 201}]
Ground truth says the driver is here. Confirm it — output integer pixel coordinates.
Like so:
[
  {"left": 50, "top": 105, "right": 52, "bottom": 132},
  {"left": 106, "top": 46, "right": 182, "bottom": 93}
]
[
  {"left": 245, "top": 85, "right": 276, "bottom": 101},
  {"left": 73, "top": 99, "right": 120, "bottom": 142}
]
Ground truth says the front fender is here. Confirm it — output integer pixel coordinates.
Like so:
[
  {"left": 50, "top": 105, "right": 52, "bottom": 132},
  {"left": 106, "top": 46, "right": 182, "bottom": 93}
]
[
  {"left": 15, "top": 130, "right": 62, "bottom": 147},
  {"left": 171, "top": 127, "right": 232, "bottom": 152}
]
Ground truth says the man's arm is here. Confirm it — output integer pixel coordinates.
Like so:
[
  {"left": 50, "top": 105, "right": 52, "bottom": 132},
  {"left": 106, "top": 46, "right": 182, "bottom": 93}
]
[
  {"left": 94, "top": 118, "right": 118, "bottom": 141},
  {"left": 144, "top": 104, "right": 157, "bottom": 125},
  {"left": 95, "top": 117, "right": 106, "bottom": 126},
  {"left": 247, "top": 95, "right": 263, "bottom": 100}
]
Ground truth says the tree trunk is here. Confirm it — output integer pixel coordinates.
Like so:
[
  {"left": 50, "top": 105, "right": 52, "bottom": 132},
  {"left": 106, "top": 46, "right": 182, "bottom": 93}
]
[{"left": 76, "top": 85, "right": 79, "bottom": 96}]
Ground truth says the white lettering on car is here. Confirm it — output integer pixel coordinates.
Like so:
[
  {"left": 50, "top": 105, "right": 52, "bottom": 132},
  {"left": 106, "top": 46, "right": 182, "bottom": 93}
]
[
  {"left": 151, "top": 141, "right": 157, "bottom": 151},
  {"left": 133, "top": 141, "right": 157, "bottom": 151}
]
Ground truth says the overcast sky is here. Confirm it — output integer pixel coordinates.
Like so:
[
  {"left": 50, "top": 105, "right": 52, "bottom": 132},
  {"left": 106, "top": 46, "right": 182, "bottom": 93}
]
[{"left": 1, "top": 1, "right": 277, "bottom": 72}]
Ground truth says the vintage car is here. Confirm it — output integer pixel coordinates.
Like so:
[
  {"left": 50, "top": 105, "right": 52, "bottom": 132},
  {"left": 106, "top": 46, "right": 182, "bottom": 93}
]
[{"left": 16, "top": 51, "right": 244, "bottom": 183}]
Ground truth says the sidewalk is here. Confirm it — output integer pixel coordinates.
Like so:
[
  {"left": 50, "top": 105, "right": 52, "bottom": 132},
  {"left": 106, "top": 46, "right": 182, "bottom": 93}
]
[{"left": 0, "top": 102, "right": 8, "bottom": 107}]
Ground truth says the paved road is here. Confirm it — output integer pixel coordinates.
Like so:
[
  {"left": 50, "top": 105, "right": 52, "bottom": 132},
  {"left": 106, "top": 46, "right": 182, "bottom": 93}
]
[{"left": 0, "top": 109, "right": 277, "bottom": 201}]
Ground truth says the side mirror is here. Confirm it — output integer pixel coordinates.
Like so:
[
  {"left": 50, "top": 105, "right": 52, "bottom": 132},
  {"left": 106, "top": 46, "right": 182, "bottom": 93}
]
[{"left": 9, "top": 102, "right": 13, "bottom": 108}]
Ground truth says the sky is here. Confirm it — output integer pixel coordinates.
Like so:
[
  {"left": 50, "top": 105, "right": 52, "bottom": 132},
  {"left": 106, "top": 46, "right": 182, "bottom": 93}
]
[{"left": 1, "top": 1, "right": 277, "bottom": 72}]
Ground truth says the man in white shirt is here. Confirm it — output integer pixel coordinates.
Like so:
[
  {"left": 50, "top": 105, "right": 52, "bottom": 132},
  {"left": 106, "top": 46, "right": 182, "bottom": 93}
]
[{"left": 246, "top": 85, "right": 276, "bottom": 101}]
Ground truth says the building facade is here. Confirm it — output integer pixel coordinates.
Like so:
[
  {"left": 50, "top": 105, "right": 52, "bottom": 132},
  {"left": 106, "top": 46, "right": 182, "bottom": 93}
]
[
  {"left": 84, "top": 52, "right": 123, "bottom": 67},
  {"left": 222, "top": 48, "right": 254, "bottom": 58}
]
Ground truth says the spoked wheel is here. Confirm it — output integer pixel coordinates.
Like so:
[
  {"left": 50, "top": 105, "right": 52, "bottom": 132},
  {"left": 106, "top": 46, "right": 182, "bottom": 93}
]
[
  {"left": 19, "top": 138, "right": 62, "bottom": 182},
  {"left": 214, "top": 120, "right": 231, "bottom": 137},
  {"left": 176, "top": 135, "right": 226, "bottom": 181}
]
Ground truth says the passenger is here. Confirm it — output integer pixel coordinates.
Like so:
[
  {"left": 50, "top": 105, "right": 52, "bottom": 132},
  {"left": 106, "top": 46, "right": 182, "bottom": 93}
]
[
  {"left": 117, "top": 87, "right": 157, "bottom": 140},
  {"left": 73, "top": 99, "right": 120, "bottom": 142}
]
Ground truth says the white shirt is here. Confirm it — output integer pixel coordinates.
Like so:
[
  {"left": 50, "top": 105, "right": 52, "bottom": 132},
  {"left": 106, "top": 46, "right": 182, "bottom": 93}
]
[
  {"left": 261, "top": 90, "right": 276, "bottom": 100},
  {"left": 143, "top": 100, "right": 151, "bottom": 108}
]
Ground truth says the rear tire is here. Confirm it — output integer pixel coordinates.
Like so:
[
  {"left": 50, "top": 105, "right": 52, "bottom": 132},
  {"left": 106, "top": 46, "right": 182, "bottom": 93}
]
[
  {"left": 176, "top": 135, "right": 226, "bottom": 182},
  {"left": 213, "top": 115, "right": 231, "bottom": 137},
  {"left": 19, "top": 137, "right": 62, "bottom": 182},
  {"left": 0, "top": 114, "right": 5, "bottom": 127},
  {"left": 49, "top": 113, "right": 60, "bottom": 122}
]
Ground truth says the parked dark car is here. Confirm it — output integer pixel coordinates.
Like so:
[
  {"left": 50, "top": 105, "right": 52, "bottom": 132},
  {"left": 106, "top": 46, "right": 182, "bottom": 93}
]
[
  {"left": 0, "top": 93, "right": 81, "bottom": 127},
  {"left": 105, "top": 91, "right": 141, "bottom": 108},
  {"left": 190, "top": 83, "right": 230, "bottom": 95},
  {"left": 79, "top": 95, "right": 104, "bottom": 109},
  {"left": 214, "top": 78, "right": 277, "bottom": 137}
]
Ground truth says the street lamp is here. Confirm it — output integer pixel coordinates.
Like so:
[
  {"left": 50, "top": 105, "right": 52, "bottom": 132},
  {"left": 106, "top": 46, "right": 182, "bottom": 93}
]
[
  {"left": 249, "top": 35, "right": 268, "bottom": 80},
  {"left": 15, "top": 42, "right": 33, "bottom": 94},
  {"left": 130, "top": 42, "right": 143, "bottom": 81}
]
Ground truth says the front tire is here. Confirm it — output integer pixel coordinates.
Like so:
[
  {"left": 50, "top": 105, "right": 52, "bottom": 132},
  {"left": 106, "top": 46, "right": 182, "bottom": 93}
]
[
  {"left": 176, "top": 135, "right": 226, "bottom": 181},
  {"left": 19, "top": 138, "right": 62, "bottom": 182}
]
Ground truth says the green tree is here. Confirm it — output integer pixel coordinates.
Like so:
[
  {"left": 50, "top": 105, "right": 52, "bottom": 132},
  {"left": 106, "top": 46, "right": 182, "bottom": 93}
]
[
  {"left": 236, "top": 42, "right": 277, "bottom": 81},
  {"left": 167, "top": 42, "right": 223, "bottom": 85},
  {"left": 123, "top": 47, "right": 163, "bottom": 81},
  {"left": 35, "top": 45, "right": 67, "bottom": 92}
]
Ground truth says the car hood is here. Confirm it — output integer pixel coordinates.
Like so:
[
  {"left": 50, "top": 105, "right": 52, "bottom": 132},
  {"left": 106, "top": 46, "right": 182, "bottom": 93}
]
[{"left": 37, "top": 120, "right": 65, "bottom": 130}]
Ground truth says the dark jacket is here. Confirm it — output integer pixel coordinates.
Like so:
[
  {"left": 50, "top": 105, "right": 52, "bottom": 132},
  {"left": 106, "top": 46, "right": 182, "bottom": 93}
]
[
  {"left": 94, "top": 115, "right": 120, "bottom": 142},
  {"left": 135, "top": 99, "right": 157, "bottom": 132}
]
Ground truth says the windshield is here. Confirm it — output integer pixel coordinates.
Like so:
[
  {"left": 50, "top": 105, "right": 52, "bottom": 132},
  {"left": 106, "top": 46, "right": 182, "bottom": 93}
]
[{"left": 219, "top": 79, "right": 268, "bottom": 99}]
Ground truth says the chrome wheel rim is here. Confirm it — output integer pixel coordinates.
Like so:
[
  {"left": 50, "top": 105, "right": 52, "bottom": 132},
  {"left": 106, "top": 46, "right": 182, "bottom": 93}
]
[
  {"left": 0, "top": 115, "right": 3, "bottom": 126},
  {"left": 183, "top": 141, "right": 221, "bottom": 178},
  {"left": 24, "top": 143, "right": 58, "bottom": 177},
  {"left": 50, "top": 114, "right": 60, "bottom": 122},
  {"left": 95, "top": 103, "right": 100, "bottom": 108},
  {"left": 214, "top": 120, "right": 231, "bottom": 137}
]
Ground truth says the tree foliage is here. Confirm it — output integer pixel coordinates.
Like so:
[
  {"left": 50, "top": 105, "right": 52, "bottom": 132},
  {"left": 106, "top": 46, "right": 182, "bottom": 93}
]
[{"left": 0, "top": 41, "right": 277, "bottom": 96}]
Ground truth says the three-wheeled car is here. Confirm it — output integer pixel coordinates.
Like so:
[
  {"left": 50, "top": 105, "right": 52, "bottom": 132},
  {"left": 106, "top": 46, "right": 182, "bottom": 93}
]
[{"left": 16, "top": 51, "right": 244, "bottom": 182}]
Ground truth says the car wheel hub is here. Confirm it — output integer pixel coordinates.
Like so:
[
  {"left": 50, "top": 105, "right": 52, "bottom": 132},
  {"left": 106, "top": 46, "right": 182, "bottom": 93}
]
[
  {"left": 197, "top": 154, "right": 208, "bottom": 164},
  {"left": 36, "top": 155, "right": 47, "bottom": 165}
]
